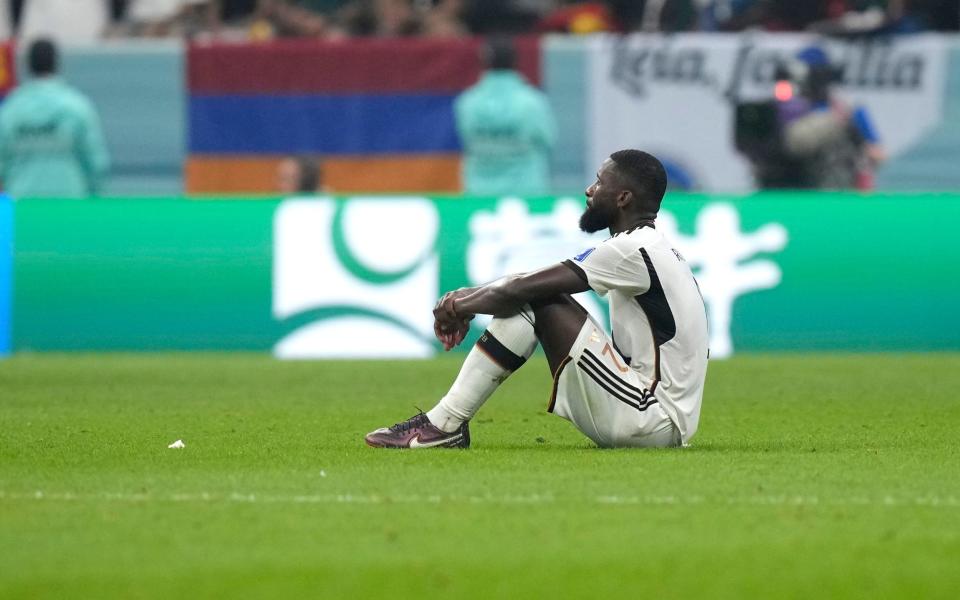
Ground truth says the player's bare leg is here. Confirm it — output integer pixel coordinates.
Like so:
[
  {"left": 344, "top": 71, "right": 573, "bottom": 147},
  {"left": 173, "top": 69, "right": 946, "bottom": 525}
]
[{"left": 529, "top": 294, "right": 589, "bottom": 376}]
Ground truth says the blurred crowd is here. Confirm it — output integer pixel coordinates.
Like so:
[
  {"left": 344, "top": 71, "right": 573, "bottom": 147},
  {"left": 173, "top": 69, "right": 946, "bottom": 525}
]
[{"left": 1, "top": 0, "right": 957, "bottom": 44}]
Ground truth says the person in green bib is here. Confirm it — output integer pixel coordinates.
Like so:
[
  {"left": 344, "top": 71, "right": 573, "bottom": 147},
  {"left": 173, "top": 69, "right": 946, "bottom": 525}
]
[
  {"left": 0, "top": 39, "right": 109, "bottom": 199},
  {"left": 455, "top": 38, "right": 557, "bottom": 196}
]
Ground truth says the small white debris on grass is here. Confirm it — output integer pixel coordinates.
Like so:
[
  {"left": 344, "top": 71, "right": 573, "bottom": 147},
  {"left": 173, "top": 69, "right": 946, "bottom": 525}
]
[
  {"left": 167, "top": 439, "right": 185, "bottom": 449},
  {"left": 319, "top": 470, "right": 327, "bottom": 478}
]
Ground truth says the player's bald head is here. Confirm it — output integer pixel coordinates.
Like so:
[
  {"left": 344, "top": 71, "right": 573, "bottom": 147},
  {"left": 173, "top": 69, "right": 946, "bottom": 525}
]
[{"left": 608, "top": 150, "right": 667, "bottom": 217}]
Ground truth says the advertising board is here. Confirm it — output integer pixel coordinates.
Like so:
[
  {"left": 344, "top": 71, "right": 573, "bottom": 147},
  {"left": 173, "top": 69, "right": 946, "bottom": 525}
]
[{"left": 12, "top": 195, "right": 958, "bottom": 356}]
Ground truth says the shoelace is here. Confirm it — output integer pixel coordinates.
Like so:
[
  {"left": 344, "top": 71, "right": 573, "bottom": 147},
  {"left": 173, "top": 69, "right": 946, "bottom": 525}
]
[{"left": 389, "top": 410, "right": 428, "bottom": 432}]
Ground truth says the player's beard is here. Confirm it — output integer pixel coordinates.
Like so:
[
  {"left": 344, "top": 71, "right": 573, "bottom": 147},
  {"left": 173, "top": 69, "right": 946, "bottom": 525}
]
[{"left": 579, "top": 202, "right": 614, "bottom": 233}]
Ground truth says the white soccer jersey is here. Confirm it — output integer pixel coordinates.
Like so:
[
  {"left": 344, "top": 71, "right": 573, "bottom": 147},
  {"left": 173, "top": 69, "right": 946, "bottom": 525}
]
[{"left": 565, "top": 224, "right": 709, "bottom": 443}]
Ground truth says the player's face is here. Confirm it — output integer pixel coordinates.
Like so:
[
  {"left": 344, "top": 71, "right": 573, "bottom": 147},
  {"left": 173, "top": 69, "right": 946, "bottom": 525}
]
[{"left": 581, "top": 159, "right": 619, "bottom": 233}]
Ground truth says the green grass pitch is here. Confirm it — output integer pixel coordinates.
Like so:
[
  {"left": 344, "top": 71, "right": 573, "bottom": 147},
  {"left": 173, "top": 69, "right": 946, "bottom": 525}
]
[{"left": 1, "top": 353, "right": 959, "bottom": 598}]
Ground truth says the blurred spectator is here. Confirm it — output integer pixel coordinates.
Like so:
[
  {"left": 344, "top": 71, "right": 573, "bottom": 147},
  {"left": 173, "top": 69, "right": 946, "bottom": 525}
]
[
  {"left": 808, "top": 0, "right": 889, "bottom": 34},
  {"left": 536, "top": 2, "right": 620, "bottom": 33},
  {"left": 172, "top": 0, "right": 259, "bottom": 39},
  {"left": 0, "top": 39, "right": 110, "bottom": 198},
  {"left": 690, "top": 0, "right": 827, "bottom": 32},
  {"left": 122, "top": 0, "right": 211, "bottom": 37},
  {"left": 0, "top": 2, "right": 10, "bottom": 39},
  {"left": 217, "top": 0, "right": 259, "bottom": 23},
  {"left": 764, "top": 0, "right": 834, "bottom": 31},
  {"left": 257, "top": 0, "right": 337, "bottom": 38},
  {"left": 701, "top": 0, "right": 960, "bottom": 33},
  {"left": 374, "top": 0, "right": 417, "bottom": 34},
  {"left": 8, "top": 0, "right": 956, "bottom": 41},
  {"left": 341, "top": 0, "right": 421, "bottom": 36},
  {"left": 8, "top": 0, "right": 20, "bottom": 30},
  {"left": 18, "top": 0, "right": 110, "bottom": 44},
  {"left": 907, "top": 0, "right": 960, "bottom": 32},
  {"left": 810, "top": 0, "right": 960, "bottom": 34},
  {"left": 421, "top": 0, "right": 468, "bottom": 37},
  {"left": 463, "top": 0, "right": 540, "bottom": 34},
  {"left": 609, "top": 0, "right": 697, "bottom": 32},
  {"left": 697, "top": 0, "right": 763, "bottom": 31},
  {"left": 454, "top": 37, "right": 556, "bottom": 195},
  {"left": 276, "top": 156, "right": 323, "bottom": 194}
]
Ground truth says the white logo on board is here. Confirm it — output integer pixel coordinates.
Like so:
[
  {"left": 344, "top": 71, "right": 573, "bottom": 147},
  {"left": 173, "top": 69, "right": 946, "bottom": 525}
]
[
  {"left": 466, "top": 197, "right": 609, "bottom": 327},
  {"left": 272, "top": 198, "right": 438, "bottom": 359},
  {"left": 659, "top": 203, "right": 788, "bottom": 358}
]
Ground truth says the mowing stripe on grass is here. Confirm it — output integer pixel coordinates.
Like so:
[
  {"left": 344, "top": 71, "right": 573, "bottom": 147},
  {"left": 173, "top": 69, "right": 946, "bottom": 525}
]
[{"left": 2, "top": 490, "right": 959, "bottom": 508}]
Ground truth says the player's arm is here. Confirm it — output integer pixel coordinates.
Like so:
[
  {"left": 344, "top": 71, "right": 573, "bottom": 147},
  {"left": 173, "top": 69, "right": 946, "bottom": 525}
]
[
  {"left": 432, "top": 263, "right": 588, "bottom": 350},
  {"left": 76, "top": 102, "right": 110, "bottom": 196},
  {"left": 436, "top": 262, "right": 588, "bottom": 323}
]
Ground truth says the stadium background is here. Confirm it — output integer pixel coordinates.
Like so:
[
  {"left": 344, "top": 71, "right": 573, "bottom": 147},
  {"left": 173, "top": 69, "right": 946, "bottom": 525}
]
[{"left": 1, "top": 34, "right": 959, "bottom": 356}]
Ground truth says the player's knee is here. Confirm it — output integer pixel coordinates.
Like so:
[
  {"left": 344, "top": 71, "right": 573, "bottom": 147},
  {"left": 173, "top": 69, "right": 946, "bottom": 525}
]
[
  {"left": 531, "top": 297, "right": 587, "bottom": 364},
  {"left": 530, "top": 295, "right": 587, "bottom": 324}
]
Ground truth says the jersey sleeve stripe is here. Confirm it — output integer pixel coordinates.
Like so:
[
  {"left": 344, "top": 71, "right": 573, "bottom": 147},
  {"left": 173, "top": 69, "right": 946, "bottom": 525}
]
[{"left": 561, "top": 259, "right": 588, "bottom": 283}]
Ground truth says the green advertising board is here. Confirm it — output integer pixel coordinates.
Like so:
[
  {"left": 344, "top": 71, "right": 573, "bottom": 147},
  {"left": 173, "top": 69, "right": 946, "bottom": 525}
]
[
  {"left": 0, "top": 195, "right": 11, "bottom": 356},
  {"left": 11, "top": 194, "right": 959, "bottom": 356}
]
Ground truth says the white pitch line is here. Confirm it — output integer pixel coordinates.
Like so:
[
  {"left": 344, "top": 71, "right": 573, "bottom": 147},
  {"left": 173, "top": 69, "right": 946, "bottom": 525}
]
[{"left": 1, "top": 491, "right": 959, "bottom": 508}]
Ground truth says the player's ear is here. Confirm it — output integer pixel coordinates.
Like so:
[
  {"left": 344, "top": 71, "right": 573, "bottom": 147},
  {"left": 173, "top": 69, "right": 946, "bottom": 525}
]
[{"left": 616, "top": 189, "right": 633, "bottom": 209}]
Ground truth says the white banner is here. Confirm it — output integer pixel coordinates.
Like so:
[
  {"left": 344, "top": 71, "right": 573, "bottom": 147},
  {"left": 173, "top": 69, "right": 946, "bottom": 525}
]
[{"left": 586, "top": 33, "right": 947, "bottom": 191}]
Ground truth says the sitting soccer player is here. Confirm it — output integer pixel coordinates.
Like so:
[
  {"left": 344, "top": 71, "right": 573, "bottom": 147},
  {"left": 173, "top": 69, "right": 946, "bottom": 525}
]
[{"left": 365, "top": 150, "right": 708, "bottom": 449}]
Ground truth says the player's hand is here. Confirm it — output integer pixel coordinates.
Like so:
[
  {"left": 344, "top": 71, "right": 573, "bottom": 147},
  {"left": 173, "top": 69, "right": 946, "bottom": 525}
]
[
  {"left": 433, "top": 289, "right": 474, "bottom": 351},
  {"left": 434, "top": 317, "right": 471, "bottom": 351},
  {"left": 433, "top": 289, "right": 474, "bottom": 327},
  {"left": 433, "top": 290, "right": 461, "bottom": 325}
]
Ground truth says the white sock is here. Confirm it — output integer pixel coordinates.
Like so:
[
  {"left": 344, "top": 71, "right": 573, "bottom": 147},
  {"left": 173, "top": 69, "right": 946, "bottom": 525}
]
[{"left": 427, "top": 307, "right": 538, "bottom": 433}]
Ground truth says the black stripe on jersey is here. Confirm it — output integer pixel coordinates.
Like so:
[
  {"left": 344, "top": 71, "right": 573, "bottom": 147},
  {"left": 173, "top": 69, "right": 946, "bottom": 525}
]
[
  {"left": 582, "top": 349, "right": 648, "bottom": 398},
  {"left": 476, "top": 330, "right": 526, "bottom": 372},
  {"left": 581, "top": 349, "right": 656, "bottom": 408},
  {"left": 577, "top": 358, "right": 658, "bottom": 413},
  {"left": 635, "top": 248, "right": 677, "bottom": 386},
  {"left": 561, "top": 259, "right": 588, "bottom": 284},
  {"left": 577, "top": 359, "right": 640, "bottom": 410}
]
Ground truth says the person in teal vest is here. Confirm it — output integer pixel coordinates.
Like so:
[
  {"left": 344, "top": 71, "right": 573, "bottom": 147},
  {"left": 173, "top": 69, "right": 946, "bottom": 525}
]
[
  {"left": 0, "top": 39, "right": 109, "bottom": 199},
  {"left": 455, "top": 38, "right": 557, "bottom": 196}
]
